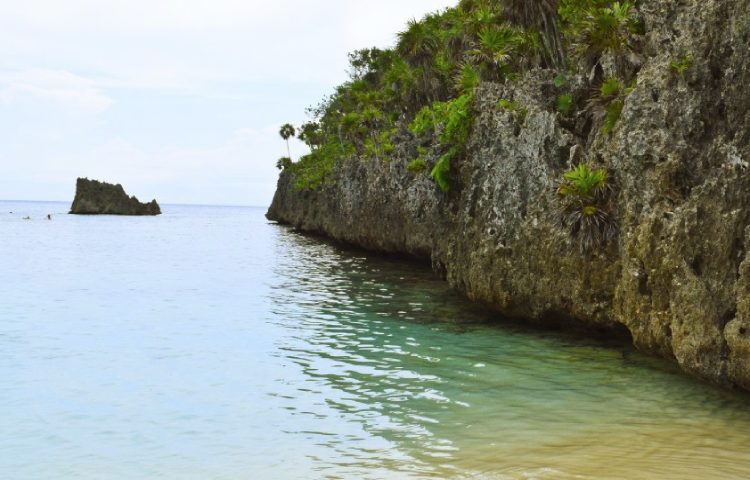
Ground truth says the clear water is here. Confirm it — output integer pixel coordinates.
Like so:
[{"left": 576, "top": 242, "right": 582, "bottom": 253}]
[{"left": 2, "top": 201, "right": 750, "bottom": 480}]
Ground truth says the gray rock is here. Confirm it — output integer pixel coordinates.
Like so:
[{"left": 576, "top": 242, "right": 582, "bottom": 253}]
[{"left": 69, "top": 178, "right": 161, "bottom": 216}]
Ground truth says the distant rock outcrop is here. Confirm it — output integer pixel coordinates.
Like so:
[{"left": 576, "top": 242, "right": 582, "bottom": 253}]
[{"left": 69, "top": 178, "right": 161, "bottom": 215}]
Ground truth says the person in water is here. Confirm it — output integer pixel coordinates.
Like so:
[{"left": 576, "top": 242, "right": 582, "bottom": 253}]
[{"left": 47, "top": 214, "right": 52, "bottom": 220}]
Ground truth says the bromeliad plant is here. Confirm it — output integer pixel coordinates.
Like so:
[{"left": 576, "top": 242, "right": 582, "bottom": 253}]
[
  {"left": 587, "top": 76, "right": 633, "bottom": 134},
  {"left": 669, "top": 55, "right": 694, "bottom": 77},
  {"left": 556, "top": 93, "right": 574, "bottom": 115},
  {"left": 557, "top": 163, "right": 616, "bottom": 252}
]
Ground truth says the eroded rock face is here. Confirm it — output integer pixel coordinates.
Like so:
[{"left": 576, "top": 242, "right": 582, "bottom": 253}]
[
  {"left": 268, "top": 0, "right": 750, "bottom": 389},
  {"left": 69, "top": 178, "right": 161, "bottom": 216}
]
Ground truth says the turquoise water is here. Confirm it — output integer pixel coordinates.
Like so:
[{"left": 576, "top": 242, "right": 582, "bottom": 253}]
[{"left": 2, "top": 201, "right": 750, "bottom": 479}]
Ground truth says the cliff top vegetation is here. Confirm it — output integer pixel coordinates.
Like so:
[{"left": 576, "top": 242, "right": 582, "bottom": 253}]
[{"left": 277, "top": 0, "right": 642, "bottom": 191}]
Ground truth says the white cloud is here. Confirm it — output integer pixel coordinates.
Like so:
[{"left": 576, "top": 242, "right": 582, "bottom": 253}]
[{"left": 0, "top": 69, "right": 113, "bottom": 113}]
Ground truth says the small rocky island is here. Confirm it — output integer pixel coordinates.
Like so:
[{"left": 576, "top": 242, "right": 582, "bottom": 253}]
[{"left": 69, "top": 178, "right": 161, "bottom": 215}]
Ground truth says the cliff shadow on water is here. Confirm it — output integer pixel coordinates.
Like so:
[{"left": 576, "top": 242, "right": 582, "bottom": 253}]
[
  {"left": 267, "top": 0, "right": 750, "bottom": 390},
  {"left": 268, "top": 222, "right": 636, "bottom": 347}
]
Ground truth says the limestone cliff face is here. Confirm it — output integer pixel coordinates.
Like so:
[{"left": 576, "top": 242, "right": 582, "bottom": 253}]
[
  {"left": 268, "top": 0, "right": 750, "bottom": 389},
  {"left": 70, "top": 178, "right": 161, "bottom": 216}
]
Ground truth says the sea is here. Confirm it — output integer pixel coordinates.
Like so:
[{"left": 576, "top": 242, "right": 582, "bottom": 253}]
[{"left": 2, "top": 200, "right": 750, "bottom": 479}]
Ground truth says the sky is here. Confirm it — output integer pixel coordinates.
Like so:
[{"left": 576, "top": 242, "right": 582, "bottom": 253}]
[{"left": 0, "top": 0, "right": 457, "bottom": 207}]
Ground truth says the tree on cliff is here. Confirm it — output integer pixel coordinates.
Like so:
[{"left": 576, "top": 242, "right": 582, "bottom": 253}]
[
  {"left": 502, "top": 0, "right": 565, "bottom": 69},
  {"left": 279, "top": 123, "right": 296, "bottom": 160},
  {"left": 297, "top": 122, "right": 324, "bottom": 151}
]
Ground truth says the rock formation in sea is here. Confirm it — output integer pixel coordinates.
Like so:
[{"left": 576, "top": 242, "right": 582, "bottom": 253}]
[
  {"left": 69, "top": 178, "right": 161, "bottom": 215},
  {"left": 267, "top": 1, "right": 750, "bottom": 389}
]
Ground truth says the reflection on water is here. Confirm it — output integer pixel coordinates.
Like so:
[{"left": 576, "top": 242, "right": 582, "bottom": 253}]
[
  {"left": 1, "top": 202, "right": 750, "bottom": 479},
  {"left": 269, "top": 226, "right": 750, "bottom": 480}
]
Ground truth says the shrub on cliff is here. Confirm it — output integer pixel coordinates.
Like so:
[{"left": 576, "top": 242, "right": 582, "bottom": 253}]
[
  {"left": 497, "top": 98, "right": 528, "bottom": 124},
  {"left": 556, "top": 93, "right": 574, "bottom": 115},
  {"left": 297, "top": 122, "right": 324, "bottom": 150},
  {"left": 587, "top": 77, "right": 633, "bottom": 134},
  {"left": 406, "top": 158, "right": 428, "bottom": 173},
  {"left": 410, "top": 93, "right": 474, "bottom": 192},
  {"left": 503, "top": 0, "right": 566, "bottom": 69},
  {"left": 561, "top": 0, "right": 643, "bottom": 77},
  {"left": 669, "top": 55, "right": 694, "bottom": 77},
  {"left": 276, "top": 157, "right": 292, "bottom": 170},
  {"left": 556, "top": 163, "right": 616, "bottom": 252}
]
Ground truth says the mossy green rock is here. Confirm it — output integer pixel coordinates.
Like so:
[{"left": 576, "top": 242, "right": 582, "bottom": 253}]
[{"left": 69, "top": 178, "right": 161, "bottom": 215}]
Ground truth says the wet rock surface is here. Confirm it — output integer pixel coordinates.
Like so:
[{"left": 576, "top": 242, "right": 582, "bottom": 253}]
[
  {"left": 268, "top": 0, "right": 750, "bottom": 389},
  {"left": 70, "top": 178, "right": 161, "bottom": 216}
]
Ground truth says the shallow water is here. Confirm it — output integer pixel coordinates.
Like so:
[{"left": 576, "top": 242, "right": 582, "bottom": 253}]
[{"left": 2, "top": 201, "right": 750, "bottom": 479}]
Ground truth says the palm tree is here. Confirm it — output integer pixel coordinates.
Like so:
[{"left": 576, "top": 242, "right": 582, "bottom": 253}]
[
  {"left": 468, "top": 26, "right": 524, "bottom": 80},
  {"left": 279, "top": 123, "right": 296, "bottom": 160},
  {"left": 502, "top": 0, "right": 565, "bottom": 70},
  {"left": 396, "top": 18, "right": 440, "bottom": 66}
]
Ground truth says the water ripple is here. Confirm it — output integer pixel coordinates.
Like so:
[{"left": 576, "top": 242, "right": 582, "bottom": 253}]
[{"left": 2, "top": 203, "right": 750, "bottom": 479}]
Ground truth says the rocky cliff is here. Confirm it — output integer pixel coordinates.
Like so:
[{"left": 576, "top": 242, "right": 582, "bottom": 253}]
[
  {"left": 70, "top": 178, "right": 161, "bottom": 215},
  {"left": 268, "top": 0, "right": 750, "bottom": 389}
]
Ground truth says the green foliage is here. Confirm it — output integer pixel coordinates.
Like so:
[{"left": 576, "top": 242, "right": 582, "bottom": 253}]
[
  {"left": 431, "top": 147, "right": 458, "bottom": 192},
  {"left": 562, "top": 0, "right": 640, "bottom": 62},
  {"left": 558, "top": 163, "right": 609, "bottom": 197},
  {"left": 557, "top": 93, "right": 574, "bottom": 115},
  {"left": 363, "top": 128, "right": 396, "bottom": 161},
  {"left": 441, "top": 94, "right": 474, "bottom": 144},
  {"left": 588, "top": 77, "right": 632, "bottom": 134},
  {"left": 553, "top": 73, "right": 568, "bottom": 88},
  {"left": 454, "top": 63, "right": 481, "bottom": 93},
  {"left": 602, "top": 100, "right": 624, "bottom": 134},
  {"left": 347, "top": 48, "right": 395, "bottom": 84},
  {"left": 410, "top": 107, "right": 436, "bottom": 137},
  {"left": 584, "top": 1, "right": 636, "bottom": 50},
  {"left": 406, "top": 158, "right": 428, "bottom": 173},
  {"left": 279, "top": 123, "right": 296, "bottom": 160},
  {"left": 411, "top": 94, "right": 474, "bottom": 145},
  {"left": 469, "top": 26, "right": 523, "bottom": 68},
  {"left": 497, "top": 98, "right": 528, "bottom": 124},
  {"left": 557, "top": 163, "right": 616, "bottom": 252},
  {"left": 276, "top": 157, "right": 292, "bottom": 171},
  {"left": 279, "top": 123, "right": 296, "bottom": 141},
  {"left": 288, "top": 141, "right": 353, "bottom": 191},
  {"left": 670, "top": 55, "right": 693, "bottom": 76},
  {"left": 273, "top": 0, "right": 647, "bottom": 191},
  {"left": 378, "top": 129, "right": 396, "bottom": 155},
  {"left": 503, "top": 0, "right": 567, "bottom": 69},
  {"left": 410, "top": 94, "right": 474, "bottom": 191},
  {"left": 600, "top": 77, "right": 623, "bottom": 98},
  {"left": 297, "top": 122, "right": 323, "bottom": 150}
]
